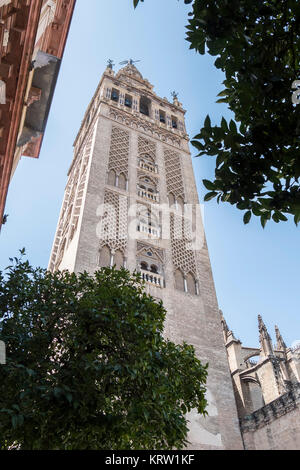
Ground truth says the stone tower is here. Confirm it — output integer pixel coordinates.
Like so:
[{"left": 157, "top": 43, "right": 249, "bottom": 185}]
[{"left": 48, "top": 62, "right": 243, "bottom": 450}]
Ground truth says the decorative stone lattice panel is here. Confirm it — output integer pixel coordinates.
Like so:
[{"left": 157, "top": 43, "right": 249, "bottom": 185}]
[
  {"left": 170, "top": 213, "right": 197, "bottom": 276},
  {"left": 70, "top": 130, "right": 94, "bottom": 239},
  {"left": 99, "top": 189, "right": 128, "bottom": 253},
  {"left": 138, "top": 136, "right": 156, "bottom": 160},
  {"left": 163, "top": 148, "right": 185, "bottom": 199},
  {"left": 49, "top": 128, "right": 94, "bottom": 271},
  {"left": 108, "top": 126, "right": 129, "bottom": 177}
]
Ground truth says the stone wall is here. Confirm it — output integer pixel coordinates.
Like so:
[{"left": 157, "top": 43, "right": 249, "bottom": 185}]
[{"left": 241, "top": 383, "right": 300, "bottom": 450}]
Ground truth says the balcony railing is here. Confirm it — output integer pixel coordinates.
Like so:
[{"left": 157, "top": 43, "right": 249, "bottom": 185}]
[
  {"left": 137, "top": 223, "right": 161, "bottom": 238},
  {"left": 137, "top": 189, "right": 159, "bottom": 202},
  {"left": 140, "top": 269, "right": 164, "bottom": 288},
  {"left": 139, "top": 161, "right": 158, "bottom": 174}
]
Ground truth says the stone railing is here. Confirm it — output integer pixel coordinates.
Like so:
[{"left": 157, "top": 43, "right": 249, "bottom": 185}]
[
  {"left": 139, "top": 161, "right": 158, "bottom": 174},
  {"left": 137, "top": 189, "right": 159, "bottom": 202},
  {"left": 137, "top": 223, "right": 161, "bottom": 239},
  {"left": 140, "top": 269, "right": 164, "bottom": 288}
]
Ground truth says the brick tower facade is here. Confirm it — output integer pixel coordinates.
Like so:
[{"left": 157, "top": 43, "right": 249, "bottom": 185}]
[{"left": 48, "top": 62, "right": 243, "bottom": 449}]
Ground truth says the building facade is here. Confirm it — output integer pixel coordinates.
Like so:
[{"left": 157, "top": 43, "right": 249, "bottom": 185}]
[
  {"left": 0, "top": 0, "right": 75, "bottom": 227},
  {"left": 222, "top": 312, "right": 300, "bottom": 449},
  {"left": 48, "top": 62, "right": 243, "bottom": 450}
]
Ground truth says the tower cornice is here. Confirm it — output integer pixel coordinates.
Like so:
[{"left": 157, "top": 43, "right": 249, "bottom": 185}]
[
  {"left": 107, "top": 73, "right": 186, "bottom": 116},
  {"left": 106, "top": 104, "right": 189, "bottom": 147}
]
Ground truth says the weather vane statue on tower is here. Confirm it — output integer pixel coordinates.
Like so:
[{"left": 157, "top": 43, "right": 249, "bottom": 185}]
[
  {"left": 119, "top": 59, "right": 141, "bottom": 66},
  {"left": 107, "top": 59, "right": 115, "bottom": 70}
]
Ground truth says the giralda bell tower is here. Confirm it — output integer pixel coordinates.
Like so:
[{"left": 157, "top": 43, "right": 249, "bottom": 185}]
[{"left": 48, "top": 61, "right": 243, "bottom": 450}]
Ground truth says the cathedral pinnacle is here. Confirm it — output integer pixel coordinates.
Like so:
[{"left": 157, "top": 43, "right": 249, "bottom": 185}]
[
  {"left": 220, "top": 310, "right": 238, "bottom": 344},
  {"left": 275, "top": 325, "right": 287, "bottom": 351},
  {"left": 258, "top": 315, "right": 274, "bottom": 357}
]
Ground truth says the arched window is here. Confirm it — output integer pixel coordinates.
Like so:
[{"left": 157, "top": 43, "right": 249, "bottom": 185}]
[
  {"left": 150, "top": 264, "right": 158, "bottom": 274},
  {"left": 242, "top": 378, "right": 265, "bottom": 414},
  {"left": 108, "top": 169, "right": 116, "bottom": 186},
  {"left": 141, "top": 261, "right": 148, "bottom": 271},
  {"left": 114, "top": 250, "right": 124, "bottom": 270},
  {"left": 99, "top": 246, "right": 111, "bottom": 268},
  {"left": 118, "top": 173, "right": 126, "bottom": 190},
  {"left": 168, "top": 193, "right": 175, "bottom": 207},
  {"left": 144, "top": 153, "right": 154, "bottom": 163},
  {"left": 174, "top": 269, "right": 185, "bottom": 292},
  {"left": 138, "top": 176, "right": 158, "bottom": 201},
  {"left": 186, "top": 272, "right": 197, "bottom": 295},
  {"left": 139, "top": 153, "right": 156, "bottom": 173}
]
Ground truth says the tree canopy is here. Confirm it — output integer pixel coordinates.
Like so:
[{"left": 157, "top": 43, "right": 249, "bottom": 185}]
[
  {"left": 0, "top": 252, "right": 207, "bottom": 450},
  {"left": 134, "top": 0, "right": 300, "bottom": 227}
]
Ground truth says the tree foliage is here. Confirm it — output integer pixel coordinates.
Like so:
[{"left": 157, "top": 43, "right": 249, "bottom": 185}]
[
  {"left": 0, "top": 252, "right": 207, "bottom": 450},
  {"left": 134, "top": 0, "right": 300, "bottom": 226}
]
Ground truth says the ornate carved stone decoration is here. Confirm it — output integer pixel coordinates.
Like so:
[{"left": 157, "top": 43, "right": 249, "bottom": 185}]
[
  {"left": 136, "top": 241, "right": 165, "bottom": 264},
  {"left": 49, "top": 128, "right": 94, "bottom": 271},
  {"left": 108, "top": 126, "right": 130, "bottom": 178},
  {"left": 99, "top": 189, "right": 128, "bottom": 253},
  {"left": 163, "top": 147, "right": 185, "bottom": 199},
  {"left": 108, "top": 107, "right": 182, "bottom": 148},
  {"left": 170, "top": 213, "right": 197, "bottom": 276}
]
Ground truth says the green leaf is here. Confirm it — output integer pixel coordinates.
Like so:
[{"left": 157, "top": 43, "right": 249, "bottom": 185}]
[
  {"left": 204, "top": 115, "right": 211, "bottom": 129},
  {"left": 243, "top": 211, "right": 252, "bottom": 224},
  {"left": 221, "top": 117, "right": 228, "bottom": 131},
  {"left": 276, "top": 213, "right": 288, "bottom": 222},
  {"left": 216, "top": 98, "right": 228, "bottom": 104},
  {"left": 229, "top": 120, "right": 237, "bottom": 133},
  {"left": 217, "top": 89, "right": 229, "bottom": 97},
  {"left": 204, "top": 191, "right": 218, "bottom": 201},
  {"left": 202, "top": 179, "right": 216, "bottom": 190},
  {"left": 260, "top": 213, "right": 270, "bottom": 229}
]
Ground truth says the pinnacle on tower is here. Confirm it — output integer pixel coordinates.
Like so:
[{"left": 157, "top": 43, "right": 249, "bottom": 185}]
[
  {"left": 220, "top": 310, "right": 238, "bottom": 344},
  {"left": 258, "top": 314, "right": 274, "bottom": 357},
  {"left": 275, "top": 325, "right": 287, "bottom": 351},
  {"left": 220, "top": 309, "right": 229, "bottom": 342}
]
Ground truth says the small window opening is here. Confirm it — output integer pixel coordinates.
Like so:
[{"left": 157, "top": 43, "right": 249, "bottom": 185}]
[
  {"left": 125, "top": 94, "right": 132, "bottom": 108},
  {"left": 171, "top": 116, "right": 178, "bottom": 129},
  {"left": 159, "top": 110, "right": 166, "bottom": 124},
  {"left": 140, "top": 96, "right": 150, "bottom": 116},
  {"left": 111, "top": 88, "right": 119, "bottom": 102},
  {"left": 150, "top": 265, "right": 158, "bottom": 274}
]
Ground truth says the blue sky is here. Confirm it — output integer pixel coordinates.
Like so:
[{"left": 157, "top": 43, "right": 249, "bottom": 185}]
[{"left": 0, "top": 0, "right": 299, "bottom": 349}]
